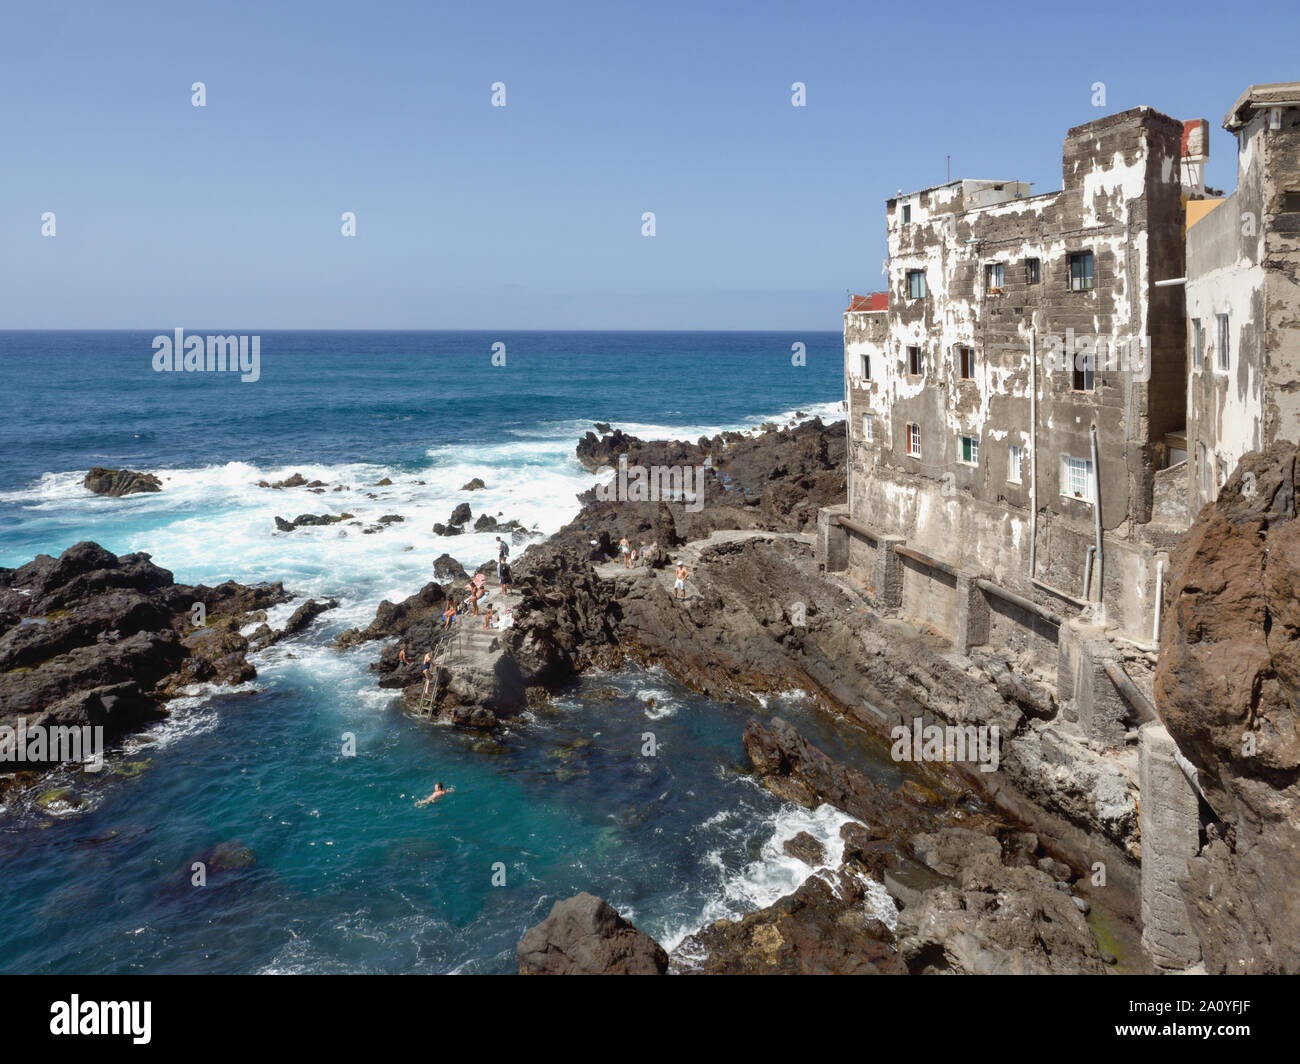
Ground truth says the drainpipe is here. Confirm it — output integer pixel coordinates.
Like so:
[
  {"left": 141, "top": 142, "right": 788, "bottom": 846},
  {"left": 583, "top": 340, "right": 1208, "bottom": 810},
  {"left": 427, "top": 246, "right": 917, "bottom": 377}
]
[
  {"left": 1153, "top": 559, "right": 1165, "bottom": 644},
  {"left": 1083, "top": 545, "right": 1095, "bottom": 601},
  {"left": 1090, "top": 423, "right": 1103, "bottom": 613},
  {"left": 1029, "top": 328, "right": 1038, "bottom": 580}
]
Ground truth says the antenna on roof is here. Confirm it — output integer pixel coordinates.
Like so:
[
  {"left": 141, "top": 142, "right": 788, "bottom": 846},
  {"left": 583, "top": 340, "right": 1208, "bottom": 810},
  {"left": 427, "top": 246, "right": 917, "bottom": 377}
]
[{"left": 947, "top": 155, "right": 951, "bottom": 183}]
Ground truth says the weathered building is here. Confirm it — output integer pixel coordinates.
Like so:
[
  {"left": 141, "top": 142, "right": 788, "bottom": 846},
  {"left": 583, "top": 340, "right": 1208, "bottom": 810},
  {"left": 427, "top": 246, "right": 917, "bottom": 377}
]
[
  {"left": 1185, "top": 82, "right": 1300, "bottom": 508},
  {"left": 820, "top": 87, "right": 1300, "bottom": 973},
  {"left": 832, "top": 106, "right": 1197, "bottom": 649}
]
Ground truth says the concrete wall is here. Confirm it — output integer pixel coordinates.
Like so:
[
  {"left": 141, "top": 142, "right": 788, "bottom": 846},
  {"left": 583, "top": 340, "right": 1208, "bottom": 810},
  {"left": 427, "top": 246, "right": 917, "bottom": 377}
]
[
  {"left": 899, "top": 554, "right": 957, "bottom": 637},
  {"left": 1186, "top": 96, "right": 1300, "bottom": 508},
  {"left": 1139, "top": 722, "right": 1204, "bottom": 970}
]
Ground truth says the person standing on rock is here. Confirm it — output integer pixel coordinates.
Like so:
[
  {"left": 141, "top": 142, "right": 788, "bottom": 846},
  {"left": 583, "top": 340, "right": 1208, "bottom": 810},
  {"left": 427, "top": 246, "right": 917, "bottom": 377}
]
[
  {"left": 619, "top": 536, "right": 632, "bottom": 568},
  {"left": 498, "top": 559, "right": 513, "bottom": 594},
  {"left": 674, "top": 561, "right": 689, "bottom": 600},
  {"left": 465, "top": 578, "right": 485, "bottom": 616}
]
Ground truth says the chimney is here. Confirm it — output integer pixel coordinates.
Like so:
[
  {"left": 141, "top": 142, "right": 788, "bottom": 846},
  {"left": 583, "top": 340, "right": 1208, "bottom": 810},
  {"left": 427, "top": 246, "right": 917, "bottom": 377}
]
[{"left": 1181, "top": 118, "right": 1209, "bottom": 195}]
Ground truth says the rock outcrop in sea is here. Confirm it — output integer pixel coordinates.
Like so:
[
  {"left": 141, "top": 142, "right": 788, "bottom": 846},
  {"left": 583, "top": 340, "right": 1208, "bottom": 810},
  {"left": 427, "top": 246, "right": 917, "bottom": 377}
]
[
  {"left": 516, "top": 893, "right": 668, "bottom": 975},
  {"left": 0, "top": 541, "right": 327, "bottom": 800},
  {"left": 83, "top": 467, "right": 162, "bottom": 496}
]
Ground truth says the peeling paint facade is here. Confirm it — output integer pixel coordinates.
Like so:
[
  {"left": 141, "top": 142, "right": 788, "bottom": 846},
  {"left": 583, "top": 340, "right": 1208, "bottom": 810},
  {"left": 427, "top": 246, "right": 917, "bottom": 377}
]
[
  {"left": 840, "top": 107, "right": 1196, "bottom": 644},
  {"left": 1186, "top": 83, "right": 1300, "bottom": 508}
]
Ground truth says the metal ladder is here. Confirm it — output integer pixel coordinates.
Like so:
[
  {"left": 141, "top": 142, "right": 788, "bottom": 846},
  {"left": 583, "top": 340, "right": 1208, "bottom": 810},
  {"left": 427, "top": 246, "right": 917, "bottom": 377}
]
[{"left": 416, "top": 623, "right": 465, "bottom": 716}]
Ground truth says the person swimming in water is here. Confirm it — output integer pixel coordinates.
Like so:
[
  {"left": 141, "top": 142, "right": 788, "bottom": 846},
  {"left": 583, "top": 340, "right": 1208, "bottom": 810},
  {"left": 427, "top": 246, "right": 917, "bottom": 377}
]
[{"left": 415, "top": 782, "right": 454, "bottom": 806}]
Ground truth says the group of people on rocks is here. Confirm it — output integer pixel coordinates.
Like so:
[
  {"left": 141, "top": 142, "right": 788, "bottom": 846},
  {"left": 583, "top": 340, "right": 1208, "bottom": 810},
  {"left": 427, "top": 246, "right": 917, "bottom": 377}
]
[
  {"left": 403, "top": 527, "right": 694, "bottom": 708},
  {"left": 405, "top": 520, "right": 697, "bottom": 806},
  {"left": 443, "top": 535, "right": 515, "bottom": 629},
  {"left": 617, "top": 535, "right": 690, "bottom": 599}
]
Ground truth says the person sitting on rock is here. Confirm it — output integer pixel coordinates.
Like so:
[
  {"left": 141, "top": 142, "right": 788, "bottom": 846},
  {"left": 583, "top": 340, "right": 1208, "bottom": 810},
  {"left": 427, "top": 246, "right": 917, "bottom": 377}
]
[
  {"left": 442, "top": 602, "right": 457, "bottom": 630},
  {"left": 415, "top": 782, "right": 454, "bottom": 806},
  {"left": 483, "top": 605, "right": 498, "bottom": 629}
]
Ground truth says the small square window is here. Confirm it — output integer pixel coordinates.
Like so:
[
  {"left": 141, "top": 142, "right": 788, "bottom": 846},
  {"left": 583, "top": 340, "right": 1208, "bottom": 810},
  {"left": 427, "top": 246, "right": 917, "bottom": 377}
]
[
  {"left": 1217, "top": 313, "right": 1230, "bottom": 371},
  {"left": 1192, "top": 318, "right": 1203, "bottom": 370},
  {"left": 958, "top": 345, "right": 975, "bottom": 379},
  {"left": 985, "top": 263, "right": 1004, "bottom": 292},
  {"left": 862, "top": 413, "right": 874, "bottom": 442},
  {"left": 907, "top": 346, "right": 923, "bottom": 376},
  {"left": 1008, "top": 444, "right": 1023, "bottom": 484},
  {"left": 907, "top": 423, "right": 921, "bottom": 458},
  {"left": 959, "top": 435, "right": 979, "bottom": 465},
  {"left": 1025, "top": 258, "right": 1041, "bottom": 284},
  {"left": 1068, "top": 251, "right": 1095, "bottom": 291},
  {"left": 907, "top": 270, "right": 927, "bottom": 300}
]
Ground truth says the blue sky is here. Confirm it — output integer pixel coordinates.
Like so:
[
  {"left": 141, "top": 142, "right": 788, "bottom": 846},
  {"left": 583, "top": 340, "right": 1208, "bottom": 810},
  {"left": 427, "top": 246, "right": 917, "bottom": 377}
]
[{"left": 3, "top": 0, "right": 1295, "bottom": 329}]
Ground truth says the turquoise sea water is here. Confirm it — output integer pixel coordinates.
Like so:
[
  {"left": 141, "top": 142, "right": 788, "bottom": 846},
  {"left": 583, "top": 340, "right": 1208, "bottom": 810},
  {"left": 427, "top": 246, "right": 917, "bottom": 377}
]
[{"left": 0, "top": 330, "right": 900, "bottom": 974}]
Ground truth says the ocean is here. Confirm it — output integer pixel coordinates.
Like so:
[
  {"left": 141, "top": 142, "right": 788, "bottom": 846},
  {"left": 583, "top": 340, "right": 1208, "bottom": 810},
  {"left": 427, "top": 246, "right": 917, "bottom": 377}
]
[{"left": 0, "top": 330, "right": 898, "bottom": 974}]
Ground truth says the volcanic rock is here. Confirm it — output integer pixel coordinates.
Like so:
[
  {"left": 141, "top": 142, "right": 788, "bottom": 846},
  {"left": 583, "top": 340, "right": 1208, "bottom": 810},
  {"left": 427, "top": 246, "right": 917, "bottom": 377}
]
[
  {"left": 1154, "top": 441, "right": 1300, "bottom": 973},
  {"left": 83, "top": 467, "right": 161, "bottom": 496},
  {"left": 517, "top": 893, "right": 667, "bottom": 975}
]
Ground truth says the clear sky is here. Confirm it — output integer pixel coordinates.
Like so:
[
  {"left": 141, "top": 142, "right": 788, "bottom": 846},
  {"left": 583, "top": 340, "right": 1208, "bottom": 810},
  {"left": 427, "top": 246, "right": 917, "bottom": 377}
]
[{"left": 3, "top": 0, "right": 1295, "bottom": 330}]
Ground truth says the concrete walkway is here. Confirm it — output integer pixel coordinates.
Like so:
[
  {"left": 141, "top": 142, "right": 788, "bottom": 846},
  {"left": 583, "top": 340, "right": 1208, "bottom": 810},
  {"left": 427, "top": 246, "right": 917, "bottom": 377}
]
[{"left": 595, "top": 528, "right": 815, "bottom": 602}]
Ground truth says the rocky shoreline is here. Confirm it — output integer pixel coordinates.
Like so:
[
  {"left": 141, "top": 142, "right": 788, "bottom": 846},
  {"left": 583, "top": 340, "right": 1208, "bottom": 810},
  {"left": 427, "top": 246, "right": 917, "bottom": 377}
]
[
  {"left": 336, "top": 417, "right": 1151, "bottom": 973},
  {"left": 9, "top": 417, "right": 1292, "bottom": 974},
  {"left": 0, "top": 541, "right": 335, "bottom": 806}
]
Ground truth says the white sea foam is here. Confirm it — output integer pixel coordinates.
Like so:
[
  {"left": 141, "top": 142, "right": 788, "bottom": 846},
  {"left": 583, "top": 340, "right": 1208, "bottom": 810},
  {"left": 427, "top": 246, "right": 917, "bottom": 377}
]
[{"left": 657, "top": 799, "right": 866, "bottom": 954}]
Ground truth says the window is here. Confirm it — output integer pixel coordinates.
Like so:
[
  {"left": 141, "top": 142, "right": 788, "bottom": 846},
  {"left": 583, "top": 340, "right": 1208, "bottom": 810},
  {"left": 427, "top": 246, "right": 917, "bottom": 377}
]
[
  {"left": 985, "top": 262, "right": 1004, "bottom": 292},
  {"left": 860, "top": 353, "right": 871, "bottom": 380},
  {"left": 1068, "top": 251, "right": 1095, "bottom": 291},
  {"left": 907, "top": 270, "right": 927, "bottom": 299},
  {"left": 907, "top": 423, "right": 921, "bottom": 458},
  {"left": 902, "top": 203, "right": 912, "bottom": 224},
  {"left": 1217, "top": 313, "right": 1230, "bottom": 371},
  {"left": 1008, "top": 444, "right": 1023, "bottom": 484},
  {"left": 862, "top": 413, "right": 874, "bottom": 442},
  {"left": 959, "top": 434, "right": 979, "bottom": 465},
  {"left": 907, "top": 346, "right": 923, "bottom": 376},
  {"left": 1192, "top": 318, "right": 1203, "bottom": 370},
  {"left": 1025, "top": 258, "right": 1041, "bottom": 284},
  {"left": 1060, "top": 455, "right": 1095, "bottom": 503},
  {"left": 1072, "top": 349, "right": 1095, "bottom": 392},
  {"left": 1281, "top": 191, "right": 1300, "bottom": 213},
  {"left": 958, "top": 345, "right": 976, "bottom": 379}
]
